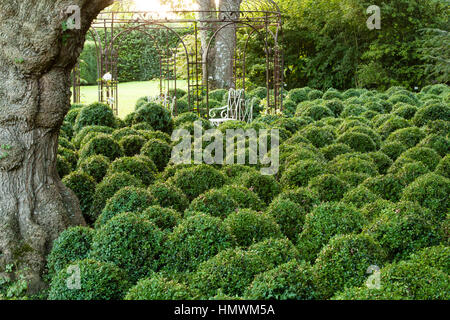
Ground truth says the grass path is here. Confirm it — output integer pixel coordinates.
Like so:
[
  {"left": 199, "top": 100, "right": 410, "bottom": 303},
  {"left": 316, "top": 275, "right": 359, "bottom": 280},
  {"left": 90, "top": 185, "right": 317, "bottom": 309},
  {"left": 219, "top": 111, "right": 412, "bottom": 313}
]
[{"left": 80, "top": 80, "right": 188, "bottom": 119}]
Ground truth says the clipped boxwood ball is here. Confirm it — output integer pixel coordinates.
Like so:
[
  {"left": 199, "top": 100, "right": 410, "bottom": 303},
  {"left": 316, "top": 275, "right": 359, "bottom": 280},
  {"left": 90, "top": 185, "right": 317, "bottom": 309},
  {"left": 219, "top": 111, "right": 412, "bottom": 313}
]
[
  {"left": 57, "top": 155, "right": 72, "bottom": 178},
  {"left": 276, "top": 188, "right": 319, "bottom": 214},
  {"left": 223, "top": 209, "right": 282, "bottom": 247},
  {"left": 188, "top": 189, "right": 238, "bottom": 219},
  {"left": 168, "top": 164, "right": 226, "bottom": 201},
  {"left": 364, "top": 201, "right": 441, "bottom": 260},
  {"left": 413, "top": 103, "right": 450, "bottom": 127},
  {"left": 266, "top": 198, "right": 307, "bottom": 241},
  {"left": 333, "top": 260, "right": 450, "bottom": 300},
  {"left": 248, "top": 238, "right": 300, "bottom": 270},
  {"left": 72, "top": 125, "right": 114, "bottom": 149},
  {"left": 62, "top": 171, "right": 96, "bottom": 220},
  {"left": 380, "top": 141, "right": 408, "bottom": 161},
  {"left": 140, "top": 205, "right": 182, "bottom": 231},
  {"left": 111, "top": 127, "right": 141, "bottom": 141},
  {"left": 133, "top": 102, "right": 174, "bottom": 134},
  {"left": 308, "top": 173, "right": 348, "bottom": 202},
  {"left": 107, "top": 155, "right": 157, "bottom": 186},
  {"left": 148, "top": 182, "right": 189, "bottom": 212},
  {"left": 300, "top": 125, "right": 336, "bottom": 148},
  {"left": 191, "top": 248, "right": 267, "bottom": 297},
  {"left": 47, "top": 226, "right": 94, "bottom": 278},
  {"left": 337, "top": 132, "right": 377, "bottom": 153},
  {"left": 435, "top": 155, "right": 450, "bottom": 179},
  {"left": 125, "top": 274, "right": 191, "bottom": 300},
  {"left": 74, "top": 102, "right": 116, "bottom": 132},
  {"left": 418, "top": 134, "right": 450, "bottom": 158},
  {"left": 314, "top": 234, "right": 386, "bottom": 299},
  {"left": 342, "top": 186, "right": 380, "bottom": 209},
  {"left": 237, "top": 171, "right": 281, "bottom": 205},
  {"left": 218, "top": 185, "right": 264, "bottom": 211},
  {"left": 58, "top": 146, "right": 78, "bottom": 169},
  {"left": 281, "top": 159, "right": 325, "bottom": 188},
  {"left": 361, "top": 174, "right": 405, "bottom": 202},
  {"left": 401, "top": 173, "right": 449, "bottom": 219},
  {"left": 140, "top": 138, "right": 172, "bottom": 172},
  {"left": 162, "top": 213, "right": 235, "bottom": 272},
  {"left": 48, "top": 259, "right": 129, "bottom": 300},
  {"left": 397, "top": 146, "right": 441, "bottom": 171},
  {"left": 407, "top": 245, "right": 450, "bottom": 274},
  {"left": 119, "top": 134, "right": 147, "bottom": 157},
  {"left": 244, "top": 260, "right": 317, "bottom": 300},
  {"left": 97, "top": 187, "right": 155, "bottom": 226},
  {"left": 78, "top": 154, "right": 110, "bottom": 183},
  {"left": 90, "top": 172, "right": 144, "bottom": 221},
  {"left": 297, "top": 202, "right": 367, "bottom": 262},
  {"left": 320, "top": 143, "right": 353, "bottom": 161},
  {"left": 90, "top": 213, "right": 164, "bottom": 283},
  {"left": 78, "top": 134, "right": 123, "bottom": 162}
]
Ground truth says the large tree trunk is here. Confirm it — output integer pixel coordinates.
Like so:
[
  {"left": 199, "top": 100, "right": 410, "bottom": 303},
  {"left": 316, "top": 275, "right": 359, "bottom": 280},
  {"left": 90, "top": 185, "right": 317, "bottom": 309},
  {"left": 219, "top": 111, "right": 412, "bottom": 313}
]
[
  {"left": 0, "top": 0, "right": 112, "bottom": 292},
  {"left": 212, "top": 0, "right": 242, "bottom": 89},
  {"left": 197, "top": 0, "right": 218, "bottom": 87}
]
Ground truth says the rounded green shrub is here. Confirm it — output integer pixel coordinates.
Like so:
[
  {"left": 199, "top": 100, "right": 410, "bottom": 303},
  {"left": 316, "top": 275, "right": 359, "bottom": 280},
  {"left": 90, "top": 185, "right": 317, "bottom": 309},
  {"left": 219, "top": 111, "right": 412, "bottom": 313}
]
[
  {"left": 140, "top": 205, "right": 182, "bottom": 231},
  {"left": 364, "top": 201, "right": 441, "bottom": 260},
  {"left": 361, "top": 174, "right": 405, "bottom": 202},
  {"left": 320, "top": 143, "right": 353, "bottom": 161},
  {"left": 407, "top": 245, "right": 450, "bottom": 274},
  {"left": 418, "top": 134, "right": 449, "bottom": 157},
  {"left": 223, "top": 209, "right": 282, "bottom": 247},
  {"left": 297, "top": 202, "right": 368, "bottom": 261},
  {"left": 308, "top": 174, "right": 349, "bottom": 202},
  {"left": 287, "top": 88, "right": 309, "bottom": 104},
  {"left": 307, "top": 89, "right": 323, "bottom": 100},
  {"left": 133, "top": 102, "right": 174, "bottom": 134},
  {"left": 162, "top": 213, "right": 234, "bottom": 272},
  {"left": 72, "top": 125, "right": 114, "bottom": 148},
  {"left": 392, "top": 103, "right": 418, "bottom": 120},
  {"left": 377, "top": 116, "right": 410, "bottom": 139},
  {"left": 248, "top": 238, "right": 300, "bottom": 270},
  {"left": 342, "top": 186, "right": 380, "bottom": 208},
  {"left": 97, "top": 187, "right": 155, "bottom": 226},
  {"left": 148, "top": 182, "right": 189, "bottom": 212},
  {"left": 380, "top": 141, "right": 408, "bottom": 161},
  {"left": 90, "top": 213, "right": 164, "bottom": 282},
  {"left": 314, "top": 234, "right": 386, "bottom": 299},
  {"left": 276, "top": 188, "right": 319, "bottom": 214},
  {"left": 168, "top": 164, "right": 226, "bottom": 201},
  {"left": 74, "top": 102, "right": 116, "bottom": 132},
  {"left": 298, "top": 105, "right": 334, "bottom": 121},
  {"left": 62, "top": 171, "right": 96, "bottom": 220},
  {"left": 281, "top": 159, "right": 325, "bottom": 188},
  {"left": 337, "top": 132, "right": 377, "bottom": 153},
  {"left": 397, "top": 146, "right": 441, "bottom": 171},
  {"left": 218, "top": 185, "right": 264, "bottom": 211},
  {"left": 401, "top": 173, "right": 449, "bottom": 219},
  {"left": 393, "top": 160, "right": 430, "bottom": 185},
  {"left": 125, "top": 274, "right": 191, "bottom": 300},
  {"left": 413, "top": 103, "right": 450, "bottom": 127},
  {"left": 58, "top": 146, "right": 78, "bottom": 169},
  {"left": 140, "top": 138, "right": 172, "bottom": 172},
  {"left": 48, "top": 259, "right": 129, "bottom": 300},
  {"left": 367, "top": 151, "right": 393, "bottom": 174},
  {"left": 300, "top": 125, "right": 336, "bottom": 148},
  {"left": 78, "top": 154, "right": 110, "bottom": 183},
  {"left": 238, "top": 171, "right": 281, "bottom": 204},
  {"left": 327, "top": 155, "right": 377, "bottom": 176},
  {"left": 266, "top": 198, "right": 307, "bottom": 241},
  {"left": 47, "top": 226, "right": 94, "bottom": 278},
  {"left": 78, "top": 134, "right": 123, "bottom": 162},
  {"left": 90, "top": 172, "right": 144, "bottom": 221},
  {"left": 119, "top": 135, "right": 147, "bottom": 157},
  {"left": 188, "top": 189, "right": 238, "bottom": 219},
  {"left": 244, "top": 260, "right": 317, "bottom": 300},
  {"left": 57, "top": 155, "right": 72, "bottom": 178},
  {"left": 107, "top": 155, "right": 156, "bottom": 186},
  {"left": 323, "top": 89, "right": 343, "bottom": 100},
  {"left": 191, "top": 248, "right": 267, "bottom": 297},
  {"left": 111, "top": 127, "right": 141, "bottom": 141},
  {"left": 435, "top": 155, "right": 450, "bottom": 179}
]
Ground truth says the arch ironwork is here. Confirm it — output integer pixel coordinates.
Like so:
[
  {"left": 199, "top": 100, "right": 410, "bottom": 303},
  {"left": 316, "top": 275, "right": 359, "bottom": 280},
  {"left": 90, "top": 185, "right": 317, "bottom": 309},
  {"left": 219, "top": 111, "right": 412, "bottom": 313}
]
[{"left": 72, "top": 0, "right": 284, "bottom": 117}]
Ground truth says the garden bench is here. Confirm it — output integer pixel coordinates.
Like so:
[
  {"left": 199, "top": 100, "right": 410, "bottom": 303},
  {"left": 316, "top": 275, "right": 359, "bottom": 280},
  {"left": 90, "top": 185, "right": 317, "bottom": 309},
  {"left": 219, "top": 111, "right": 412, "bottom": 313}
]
[{"left": 209, "top": 88, "right": 255, "bottom": 126}]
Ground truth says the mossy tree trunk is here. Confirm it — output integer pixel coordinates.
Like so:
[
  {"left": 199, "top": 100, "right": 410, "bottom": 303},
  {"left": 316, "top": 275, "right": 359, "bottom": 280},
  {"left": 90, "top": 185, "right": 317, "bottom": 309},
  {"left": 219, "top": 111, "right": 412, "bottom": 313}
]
[{"left": 0, "top": 0, "right": 112, "bottom": 292}]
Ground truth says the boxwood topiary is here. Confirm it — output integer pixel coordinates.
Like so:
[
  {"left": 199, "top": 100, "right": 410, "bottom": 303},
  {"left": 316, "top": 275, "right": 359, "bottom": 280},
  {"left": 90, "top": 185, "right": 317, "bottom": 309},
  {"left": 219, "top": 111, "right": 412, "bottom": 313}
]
[
  {"left": 327, "top": 155, "right": 377, "bottom": 177},
  {"left": 47, "top": 226, "right": 94, "bottom": 278},
  {"left": 90, "top": 213, "right": 164, "bottom": 283},
  {"left": 238, "top": 171, "right": 281, "bottom": 204},
  {"left": 401, "top": 173, "right": 450, "bottom": 219},
  {"left": 248, "top": 238, "right": 300, "bottom": 270},
  {"left": 320, "top": 143, "right": 353, "bottom": 161},
  {"left": 396, "top": 146, "right": 441, "bottom": 171},
  {"left": 119, "top": 134, "right": 147, "bottom": 157},
  {"left": 266, "top": 198, "right": 307, "bottom": 241},
  {"left": 62, "top": 171, "right": 96, "bottom": 221},
  {"left": 297, "top": 202, "right": 368, "bottom": 262},
  {"left": 276, "top": 188, "right": 319, "bottom": 214},
  {"left": 188, "top": 189, "right": 239, "bottom": 219},
  {"left": 308, "top": 174, "right": 349, "bottom": 202},
  {"left": 72, "top": 125, "right": 114, "bottom": 148},
  {"left": 147, "top": 182, "right": 189, "bottom": 212},
  {"left": 418, "top": 134, "right": 449, "bottom": 157},
  {"left": 162, "top": 213, "right": 235, "bottom": 272},
  {"left": 140, "top": 205, "right": 182, "bottom": 231},
  {"left": 57, "top": 155, "right": 72, "bottom": 178},
  {"left": 336, "top": 132, "right": 377, "bottom": 153},
  {"left": 191, "top": 248, "right": 267, "bottom": 297},
  {"left": 377, "top": 116, "right": 410, "bottom": 139},
  {"left": 168, "top": 164, "right": 226, "bottom": 201},
  {"left": 435, "top": 155, "right": 450, "bottom": 179},
  {"left": 223, "top": 209, "right": 282, "bottom": 247},
  {"left": 392, "top": 160, "right": 430, "bottom": 185},
  {"left": 140, "top": 138, "right": 172, "bottom": 172},
  {"left": 367, "top": 151, "right": 393, "bottom": 174},
  {"left": 407, "top": 245, "right": 450, "bottom": 274},
  {"left": 107, "top": 155, "right": 157, "bottom": 186},
  {"left": 314, "top": 234, "right": 386, "bottom": 299},
  {"left": 78, "top": 134, "right": 123, "bottom": 162},
  {"left": 380, "top": 141, "right": 408, "bottom": 161},
  {"left": 307, "top": 89, "right": 323, "bottom": 100},
  {"left": 125, "top": 274, "right": 191, "bottom": 300},
  {"left": 342, "top": 186, "right": 380, "bottom": 209},
  {"left": 244, "top": 260, "right": 318, "bottom": 300},
  {"left": 58, "top": 146, "right": 78, "bottom": 169},
  {"left": 133, "top": 102, "right": 174, "bottom": 134},
  {"left": 300, "top": 125, "right": 336, "bottom": 148},
  {"left": 218, "top": 185, "right": 264, "bottom": 211},
  {"left": 73, "top": 102, "right": 116, "bottom": 132},
  {"left": 90, "top": 172, "right": 144, "bottom": 221},
  {"left": 361, "top": 174, "right": 405, "bottom": 202},
  {"left": 96, "top": 187, "right": 155, "bottom": 227},
  {"left": 48, "top": 259, "right": 130, "bottom": 300},
  {"left": 281, "top": 159, "right": 326, "bottom": 188},
  {"left": 413, "top": 103, "right": 450, "bottom": 127},
  {"left": 78, "top": 154, "right": 111, "bottom": 183},
  {"left": 363, "top": 201, "right": 441, "bottom": 260}
]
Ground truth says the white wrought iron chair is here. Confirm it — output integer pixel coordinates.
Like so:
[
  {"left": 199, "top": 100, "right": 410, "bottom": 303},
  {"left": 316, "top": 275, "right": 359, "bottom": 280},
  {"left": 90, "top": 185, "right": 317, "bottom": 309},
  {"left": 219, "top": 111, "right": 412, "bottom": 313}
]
[{"left": 209, "top": 88, "right": 254, "bottom": 126}]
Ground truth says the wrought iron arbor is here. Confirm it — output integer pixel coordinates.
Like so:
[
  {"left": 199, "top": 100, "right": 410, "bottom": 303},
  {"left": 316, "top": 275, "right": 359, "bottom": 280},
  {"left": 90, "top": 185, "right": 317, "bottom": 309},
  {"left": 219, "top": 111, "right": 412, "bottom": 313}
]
[{"left": 72, "top": 0, "right": 283, "bottom": 117}]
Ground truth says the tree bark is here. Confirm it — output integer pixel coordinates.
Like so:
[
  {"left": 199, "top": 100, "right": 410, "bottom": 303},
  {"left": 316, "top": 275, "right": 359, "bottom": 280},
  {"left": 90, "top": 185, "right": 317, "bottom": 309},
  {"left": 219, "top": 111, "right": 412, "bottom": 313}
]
[
  {"left": 212, "top": 0, "right": 242, "bottom": 89},
  {"left": 197, "top": 0, "right": 218, "bottom": 87},
  {"left": 0, "top": 0, "right": 112, "bottom": 292}
]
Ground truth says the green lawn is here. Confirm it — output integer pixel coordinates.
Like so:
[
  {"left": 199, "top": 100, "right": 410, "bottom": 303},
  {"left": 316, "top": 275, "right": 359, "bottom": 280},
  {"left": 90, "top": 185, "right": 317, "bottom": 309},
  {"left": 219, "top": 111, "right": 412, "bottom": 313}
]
[{"left": 80, "top": 80, "right": 188, "bottom": 119}]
